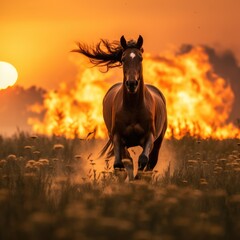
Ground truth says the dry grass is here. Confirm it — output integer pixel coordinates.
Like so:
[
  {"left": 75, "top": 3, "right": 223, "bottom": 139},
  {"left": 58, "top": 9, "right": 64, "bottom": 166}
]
[{"left": 0, "top": 132, "right": 240, "bottom": 240}]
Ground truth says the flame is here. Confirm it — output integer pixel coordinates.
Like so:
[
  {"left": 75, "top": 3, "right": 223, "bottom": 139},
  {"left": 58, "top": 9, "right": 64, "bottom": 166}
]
[{"left": 29, "top": 46, "right": 240, "bottom": 139}]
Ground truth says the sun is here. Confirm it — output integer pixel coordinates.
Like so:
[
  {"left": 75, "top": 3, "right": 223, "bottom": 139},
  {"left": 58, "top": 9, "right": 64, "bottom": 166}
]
[{"left": 0, "top": 61, "right": 18, "bottom": 90}]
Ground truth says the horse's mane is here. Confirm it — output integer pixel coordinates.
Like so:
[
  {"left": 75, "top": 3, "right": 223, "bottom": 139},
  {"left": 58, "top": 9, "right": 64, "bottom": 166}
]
[{"left": 72, "top": 38, "right": 142, "bottom": 71}]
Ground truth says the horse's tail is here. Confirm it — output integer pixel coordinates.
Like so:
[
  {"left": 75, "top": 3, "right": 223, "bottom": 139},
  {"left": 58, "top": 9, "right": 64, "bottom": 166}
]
[{"left": 99, "top": 138, "right": 114, "bottom": 159}]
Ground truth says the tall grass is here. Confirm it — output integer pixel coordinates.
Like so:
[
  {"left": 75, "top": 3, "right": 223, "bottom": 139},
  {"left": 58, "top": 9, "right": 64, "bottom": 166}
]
[{"left": 0, "top": 132, "right": 240, "bottom": 240}]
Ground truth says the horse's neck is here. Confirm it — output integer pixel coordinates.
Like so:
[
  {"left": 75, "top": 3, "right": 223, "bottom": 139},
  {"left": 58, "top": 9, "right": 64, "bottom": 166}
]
[{"left": 123, "top": 78, "right": 145, "bottom": 109}]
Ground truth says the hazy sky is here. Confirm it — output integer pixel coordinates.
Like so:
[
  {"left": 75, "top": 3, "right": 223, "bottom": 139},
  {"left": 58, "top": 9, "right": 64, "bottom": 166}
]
[{"left": 1, "top": 0, "right": 240, "bottom": 89}]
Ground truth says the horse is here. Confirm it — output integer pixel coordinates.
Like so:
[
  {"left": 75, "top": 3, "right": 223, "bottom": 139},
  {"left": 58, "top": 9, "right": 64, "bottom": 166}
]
[{"left": 72, "top": 35, "right": 167, "bottom": 179}]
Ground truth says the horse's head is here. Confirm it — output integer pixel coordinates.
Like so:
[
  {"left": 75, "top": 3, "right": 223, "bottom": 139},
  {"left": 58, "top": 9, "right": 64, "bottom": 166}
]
[{"left": 120, "top": 35, "right": 144, "bottom": 94}]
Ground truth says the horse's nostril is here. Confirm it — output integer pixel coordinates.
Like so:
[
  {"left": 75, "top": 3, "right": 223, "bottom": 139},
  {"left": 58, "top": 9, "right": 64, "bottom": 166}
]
[{"left": 125, "top": 80, "right": 138, "bottom": 91}]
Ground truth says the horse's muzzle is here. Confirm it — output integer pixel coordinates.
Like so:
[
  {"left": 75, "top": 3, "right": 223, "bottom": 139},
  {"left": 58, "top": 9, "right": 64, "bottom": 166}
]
[{"left": 125, "top": 80, "right": 139, "bottom": 93}]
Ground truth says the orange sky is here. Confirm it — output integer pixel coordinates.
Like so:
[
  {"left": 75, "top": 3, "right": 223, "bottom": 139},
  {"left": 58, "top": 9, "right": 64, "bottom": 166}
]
[{"left": 1, "top": 0, "right": 240, "bottom": 90}]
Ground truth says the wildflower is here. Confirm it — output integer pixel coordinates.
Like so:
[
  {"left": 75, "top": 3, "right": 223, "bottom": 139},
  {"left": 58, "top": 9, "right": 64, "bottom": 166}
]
[
  {"left": 218, "top": 158, "right": 227, "bottom": 164},
  {"left": 55, "top": 176, "right": 67, "bottom": 185},
  {"left": 24, "top": 172, "right": 37, "bottom": 179},
  {"left": 33, "top": 151, "right": 40, "bottom": 160},
  {"left": 229, "top": 194, "right": 240, "bottom": 203},
  {"left": 53, "top": 144, "right": 64, "bottom": 150},
  {"left": 7, "top": 154, "right": 17, "bottom": 162},
  {"left": 182, "top": 179, "right": 188, "bottom": 185},
  {"left": 234, "top": 167, "right": 240, "bottom": 173},
  {"left": 232, "top": 162, "right": 239, "bottom": 167},
  {"left": 232, "top": 150, "right": 238, "bottom": 156},
  {"left": 104, "top": 159, "right": 112, "bottom": 171},
  {"left": 30, "top": 212, "right": 55, "bottom": 225},
  {"left": 25, "top": 160, "right": 37, "bottom": 170},
  {"left": 200, "top": 178, "right": 208, "bottom": 186},
  {"left": 187, "top": 159, "right": 198, "bottom": 165},
  {"left": 211, "top": 189, "right": 226, "bottom": 198},
  {"left": 24, "top": 146, "right": 32, "bottom": 150},
  {"left": 214, "top": 166, "right": 223, "bottom": 172},
  {"left": 0, "top": 159, "right": 7, "bottom": 167},
  {"left": 30, "top": 135, "right": 38, "bottom": 140},
  {"left": 165, "top": 197, "right": 178, "bottom": 205},
  {"left": 74, "top": 155, "right": 82, "bottom": 161},
  {"left": 39, "top": 159, "right": 49, "bottom": 165},
  {"left": 27, "top": 160, "right": 36, "bottom": 165},
  {"left": 228, "top": 154, "right": 236, "bottom": 161}
]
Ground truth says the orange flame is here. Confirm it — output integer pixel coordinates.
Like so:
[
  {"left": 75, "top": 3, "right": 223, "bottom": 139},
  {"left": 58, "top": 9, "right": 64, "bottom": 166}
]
[{"left": 29, "top": 46, "right": 240, "bottom": 139}]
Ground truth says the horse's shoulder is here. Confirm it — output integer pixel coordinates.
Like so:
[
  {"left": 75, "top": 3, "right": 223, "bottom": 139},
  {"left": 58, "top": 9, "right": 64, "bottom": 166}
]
[
  {"left": 106, "top": 82, "right": 122, "bottom": 95},
  {"left": 146, "top": 84, "right": 166, "bottom": 104}
]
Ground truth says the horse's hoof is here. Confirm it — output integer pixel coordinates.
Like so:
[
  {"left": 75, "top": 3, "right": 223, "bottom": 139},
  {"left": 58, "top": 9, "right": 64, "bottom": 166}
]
[
  {"left": 114, "top": 161, "right": 125, "bottom": 169},
  {"left": 134, "top": 170, "right": 143, "bottom": 180},
  {"left": 138, "top": 154, "right": 148, "bottom": 170}
]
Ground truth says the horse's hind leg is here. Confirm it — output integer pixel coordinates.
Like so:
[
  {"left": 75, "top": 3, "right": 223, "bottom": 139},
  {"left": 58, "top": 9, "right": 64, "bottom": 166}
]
[{"left": 146, "top": 134, "right": 164, "bottom": 171}]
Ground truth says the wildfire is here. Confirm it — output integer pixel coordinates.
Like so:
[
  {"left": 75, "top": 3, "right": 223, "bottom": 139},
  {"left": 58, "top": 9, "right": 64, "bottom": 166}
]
[{"left": 29, "top": 46, "right": 240, "bottom": 139}]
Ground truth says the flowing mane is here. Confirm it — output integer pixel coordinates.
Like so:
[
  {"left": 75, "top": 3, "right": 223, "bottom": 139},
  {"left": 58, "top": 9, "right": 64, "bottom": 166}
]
[{"left": 72, "top": 38, "right": 143, "bottom": 71}]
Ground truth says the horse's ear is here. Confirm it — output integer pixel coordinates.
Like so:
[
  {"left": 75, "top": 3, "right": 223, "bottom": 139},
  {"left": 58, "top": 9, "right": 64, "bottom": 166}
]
[
  {"left": 120, "top": 35, "right": 127, "bottom": 49},
  {"left": 137, "top": 35, "right": 143, "bottom": 49}
]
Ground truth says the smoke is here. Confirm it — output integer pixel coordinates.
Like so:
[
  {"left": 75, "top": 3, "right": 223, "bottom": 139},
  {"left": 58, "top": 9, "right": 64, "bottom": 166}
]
[{"left": 0, "top": 86, "right": 45, "bottom": 136}]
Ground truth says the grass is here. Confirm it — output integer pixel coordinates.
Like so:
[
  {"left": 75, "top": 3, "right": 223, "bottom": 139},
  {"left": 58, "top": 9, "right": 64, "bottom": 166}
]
[{"left": 0, "top": 132, "right": 240, "bottom": 240}]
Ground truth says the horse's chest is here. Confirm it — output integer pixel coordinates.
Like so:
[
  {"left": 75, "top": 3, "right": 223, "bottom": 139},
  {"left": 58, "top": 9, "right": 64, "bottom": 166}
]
[
  {"left": 114, "top": 108, "right": 153, "bottom": 146},
  {"left": 121, "top": 122, "right": 146, "bottom": 147},
  {"left": 123, "top": 123, "right": 145, "bottom": 137}
]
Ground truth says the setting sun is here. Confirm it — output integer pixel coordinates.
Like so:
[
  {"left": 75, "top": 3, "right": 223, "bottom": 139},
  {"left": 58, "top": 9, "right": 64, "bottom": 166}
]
[{"left": 0, "top": 61, "right": 18, "bottom": 89}]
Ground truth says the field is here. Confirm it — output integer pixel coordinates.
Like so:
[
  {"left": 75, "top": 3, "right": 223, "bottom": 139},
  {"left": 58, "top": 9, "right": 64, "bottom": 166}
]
[{"left": 0, "top": 132, "right": 240, "bottom": 240}]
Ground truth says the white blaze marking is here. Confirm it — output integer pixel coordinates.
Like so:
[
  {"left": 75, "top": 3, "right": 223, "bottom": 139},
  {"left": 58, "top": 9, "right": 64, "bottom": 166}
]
[{"left": 130, "top": 52, "right": 136, "bottom": 59}]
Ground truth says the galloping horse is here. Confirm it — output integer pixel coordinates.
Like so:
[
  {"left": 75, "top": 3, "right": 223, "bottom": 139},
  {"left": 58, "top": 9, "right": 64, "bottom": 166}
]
[{"left": 73, "top": 35, "right": 167, "bottom": 177}]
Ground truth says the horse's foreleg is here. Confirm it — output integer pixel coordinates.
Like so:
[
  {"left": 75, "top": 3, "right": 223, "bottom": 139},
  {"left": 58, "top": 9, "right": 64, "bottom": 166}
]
[
  {"left": 138, "top": 134, "right": 154, "bottom": 171},
  {"left": 113, "top": 134, "right": 124, "bottom": 169}
]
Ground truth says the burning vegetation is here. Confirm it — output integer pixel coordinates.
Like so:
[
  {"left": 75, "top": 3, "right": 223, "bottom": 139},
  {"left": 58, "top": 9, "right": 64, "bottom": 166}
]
[{"left": 28, "top": 45, "right": 240, "bottom": 139}]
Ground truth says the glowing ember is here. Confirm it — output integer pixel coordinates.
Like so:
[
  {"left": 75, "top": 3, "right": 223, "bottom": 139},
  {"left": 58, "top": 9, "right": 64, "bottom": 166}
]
[{"left": 29, "top": 46, "right": 240, "bottom": 139}]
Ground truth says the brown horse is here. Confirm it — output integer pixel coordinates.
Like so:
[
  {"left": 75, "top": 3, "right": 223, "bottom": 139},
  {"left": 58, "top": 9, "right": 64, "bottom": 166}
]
[{"left": 73, "top": 35, "right": 167, "bottom": 177}]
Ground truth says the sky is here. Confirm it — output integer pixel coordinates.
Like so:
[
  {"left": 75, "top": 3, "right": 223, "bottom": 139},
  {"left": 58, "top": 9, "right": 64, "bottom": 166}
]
[{"left": 1, "top": 0, "right": 240, "bottom": 90}]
